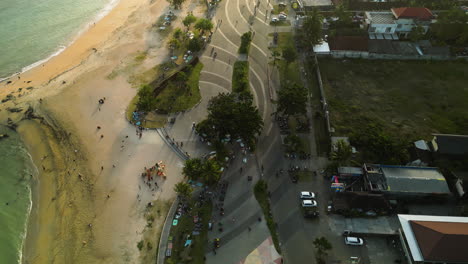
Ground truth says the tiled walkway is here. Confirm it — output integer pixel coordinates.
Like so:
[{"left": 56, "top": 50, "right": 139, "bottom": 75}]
[{"left": 238, "top": 237, "right": 282, "bottom": 264}]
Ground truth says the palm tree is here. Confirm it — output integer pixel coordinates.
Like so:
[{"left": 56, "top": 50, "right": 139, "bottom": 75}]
[
  {"left": 174, "top": 181, "right": 193, "bottom": 198},
  {"left": 182, "top": 158, "right": 203, "bottom": 180},
  {"left": 313, "top": 236, "right": 332, "bottom": 263},
  {"left": 330, "top": 139, "right": 352, "bottom": 166},
  {"left": 202, "top": 159, "right": 221, "bottom": 184}
]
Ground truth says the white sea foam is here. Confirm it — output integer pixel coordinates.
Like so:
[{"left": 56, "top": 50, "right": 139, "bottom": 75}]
[
  {"left": 18, "top": 147, "right": 37, "bottom": 264},
  {"left": 0, "top": 0, "right": 120, "bottom": 84}
]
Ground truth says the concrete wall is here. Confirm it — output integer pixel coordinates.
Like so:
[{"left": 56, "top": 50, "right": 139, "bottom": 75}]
[
  {"left": 317, "top": 53, "right": 452, "bottom": 60},
  {"left": 369, "top": 23, "right": 397, "bottom": 34}
]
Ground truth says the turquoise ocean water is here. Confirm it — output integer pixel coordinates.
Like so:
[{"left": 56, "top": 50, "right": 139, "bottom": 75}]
[
  {"left": 0, "top": 0, "right": 116, "bottom": 262},
  {"left": 0, "top": 126, "right": 35, "bottom": 264},
  {"left": 0, "top": 0, "right": 115, "bottom": 80}
]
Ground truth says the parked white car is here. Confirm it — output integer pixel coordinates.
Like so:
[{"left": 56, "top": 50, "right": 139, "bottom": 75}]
[
  {"left": 278, "top": 13, "right": 287, "bottom": 20},
  {"left": 301, "top": 199, "right": 317, "bottom": 207},
  {"left": 299, "top": 191, "right": 316, "bottom": 199},
  {"left": 271, "top": 16, "right": 279, "bottom": 23},
  {"left": 344, "top": 237, "right": 364, "bottom": 246}
]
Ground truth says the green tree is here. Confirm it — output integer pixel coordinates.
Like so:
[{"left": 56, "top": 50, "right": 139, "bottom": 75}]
[
  {"left": 182, "top": 14, "right": 197, "bottom": 30},
  {"left": 202, "top": 159, "right": 221, "bottom": 184},
  {"left": 282, "top": 45, "right": 297, "bottom": 65},
  {"left": 167, "top": 0, "right": 185, "bottom": 9},
  {"left": 284, "top": 133, "right": 305, "bottom": 153},
  {"left": 302, "top": 8, "right": 323, "bottom": 46},
  {"left": 187, "top": 37, "right": 202, "bottom": 51},
  {"left": 408, "top": 25, "right": 425, "bottom": 42},
  {"left": 313, "top": 236, "right": 332, "bottom": 261},
  {"left": 350, "top": 121, "right": 409, "bottom": 164},
  {"left": 333, "top": 3, "right": 352, "bottom": 28},
  {"left": 271, "top": 50, "right": 281, "bottom": 65},
  {"left": 174, "top": 181, "right": 193, "bottom": 198},
  {"left": 197, "top": 93, "right": 263, "bottom": 149},
  {"left": 173, "top": 28, "right": 183, "bottom": 39},
  {"left": 330, "top": 139, "right": 352, "bottom": 166},
  {"left": 168, "top": 38, "right": 181, "bottom": 50},
  {"left": 182, "top": 158, "right": 204, "bottom": 180},
  {"left": 136, "top": 85, "right": 156, "bottom": 112},
  {"left": 195, "top": 18, "right": 214, "bottom": 35},
  {"left": 432, "top": 7, "right": 468, "bottom": 45},
  {"left": 277, "top": 83, "right": 308, "bottom": 116},
  {"left": 174, "top": 71, "right": 188, "bottom": 89}
]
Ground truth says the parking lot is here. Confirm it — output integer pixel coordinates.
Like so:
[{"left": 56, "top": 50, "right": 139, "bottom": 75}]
[{"left": 270, "top": 165, "right": 406, "bottom": 264}]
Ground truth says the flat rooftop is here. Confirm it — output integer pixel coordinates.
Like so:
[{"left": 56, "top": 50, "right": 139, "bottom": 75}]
[
  {"left": 366, "top": 165, "right": 451, "bottom": 194},
  {"left": 366, "top": 12, "right": 395, "bottom": 24},
  {"left": 382, "top": 166, "right": 450, "bottom": 194}
]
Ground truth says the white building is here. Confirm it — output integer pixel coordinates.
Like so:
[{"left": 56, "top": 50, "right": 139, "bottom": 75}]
[
  {"left": 398, "top": 214, "right": 468, "bottom": 264},
  {"left": 365, "top": 7, "right": 434, "bottom": 39}
]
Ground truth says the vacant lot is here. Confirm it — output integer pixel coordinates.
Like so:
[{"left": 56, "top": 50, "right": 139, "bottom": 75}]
[{"left": 319, "top": 58, "right": 468, "bottom": 140}]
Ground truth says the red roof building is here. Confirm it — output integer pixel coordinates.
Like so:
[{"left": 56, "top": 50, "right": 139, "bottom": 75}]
[{"left": 391, "top": 7, "right": 434, "bottom": 20}]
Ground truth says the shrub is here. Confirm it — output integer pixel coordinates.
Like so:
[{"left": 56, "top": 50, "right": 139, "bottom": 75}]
[
  {"left": 137, "top": 240, "right": 144, "bottom": 251},
  {"left": 238, "top": 32, "right": 252, "bottom": 54}
]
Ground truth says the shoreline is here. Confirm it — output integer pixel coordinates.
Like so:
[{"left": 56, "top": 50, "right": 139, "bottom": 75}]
[
  {"left": 0, "top": 0, "right": 192, "bottom": 261},
  {"left": 18, "top": 148, "right": 37, "bottom": 264},
  {"left": 15, "top": 111, "right": 96, "bottom": 263},
  {"left": 0, "top": 0, "right": 121, "bottom": 83},
  {"left": 0, "top": 0, "right": 143, "bottom": 98}
]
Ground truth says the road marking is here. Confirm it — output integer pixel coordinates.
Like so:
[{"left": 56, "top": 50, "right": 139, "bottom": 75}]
[
  {"left": 216, "top": 28, "right": 239, "bottom": 49},
  {"left": 200, "top": 55, "right": 234, "bottom": 69},
  {"left": 244, "top": 0, "right": 270, "bottom": 27},
  {"left": 225, "top": 0, "right": 243, "bottom": 36},
  {"left": 201, "top": 71, "right": 232, "bottom": 84},
  {"left": 250, "top": 66, "right": 268, "bottom": 121},
  {"left": 199, "top": 80, "right": 231, "bottom": 93},
  {"left": 266, "top": 122, "right": 273, "bottom": 136},
  {"left": 207, "top": 44, "right": 238, "bottom": 58},
  {"left": 236, "top": 0, "right": 250, "bottom": 27},
  {"left": 249, "top": 80, "right": 261, "bottom": 115}
]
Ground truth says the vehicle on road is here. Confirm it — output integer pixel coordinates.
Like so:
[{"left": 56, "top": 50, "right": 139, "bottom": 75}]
[
  {"left": 278, "top": 13, "right": 287, "bottom": 20},
  {"left": 327, "top": 200, "right": 333, "bottom": 213},
  {"left": 304, "top": 210, "right": 319, "bottom": 218},
  {"left": 301, "top": 199, "right": 317, "bottom": 207},
  {"left": 299, "top": 191, "right": 316, "bottom": 199},
  {"left": 214, "top": 238, "right": 220, "bottom": 248},
  {"left": 344, "top": 236, "right": 364, "bottom": 246},
  {"left": 271, "top": 16, "right": 279, "bottom": 23}
]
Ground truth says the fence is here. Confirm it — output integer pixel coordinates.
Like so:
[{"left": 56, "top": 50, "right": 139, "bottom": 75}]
[
  {"left": 317, "top": 52, "right": 454, "bottom": 60},
  {"left": 313, "top": 54, "right": 332, "bottom": 137}
]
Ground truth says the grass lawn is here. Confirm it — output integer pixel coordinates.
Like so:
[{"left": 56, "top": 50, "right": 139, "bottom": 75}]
[
  {"left": 254, "top": 180, "right": 281, "bottom": 253},
  {"left": 269, "top": 32, "right": 302, "bottom": 86},
  {"left": 319, "top": 58, "right": 468, "bottom": 139},
  {"left": 154, "top": 62, "right": 203, "bottom": 113},
  {"left": 166, "top": 200, "right": 213, "bottom": 264},
  {"left": 138, "top": 200, "right": 172, "bottom": 263}
]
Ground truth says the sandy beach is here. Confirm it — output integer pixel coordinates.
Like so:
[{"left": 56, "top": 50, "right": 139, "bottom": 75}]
[{"left": 0, "top": 0, "right": 204, "bottom": 262}]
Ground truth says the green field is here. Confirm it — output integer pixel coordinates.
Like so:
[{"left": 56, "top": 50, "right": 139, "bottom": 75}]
[
  {"left": 154, "top": 62, "right": 203, "bottom": 113},
  {"left": 319, "top": 58, "right": 468, "bottom": 140}
]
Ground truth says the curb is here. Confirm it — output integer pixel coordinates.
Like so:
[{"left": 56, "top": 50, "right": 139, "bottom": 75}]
[{"left": 156, "top": 197, "right": 179, "bottom": 264}]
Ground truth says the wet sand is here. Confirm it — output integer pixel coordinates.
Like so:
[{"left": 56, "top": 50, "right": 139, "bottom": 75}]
[{"left": 0, "top": 0, "right": 196, "bottom": 262}]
